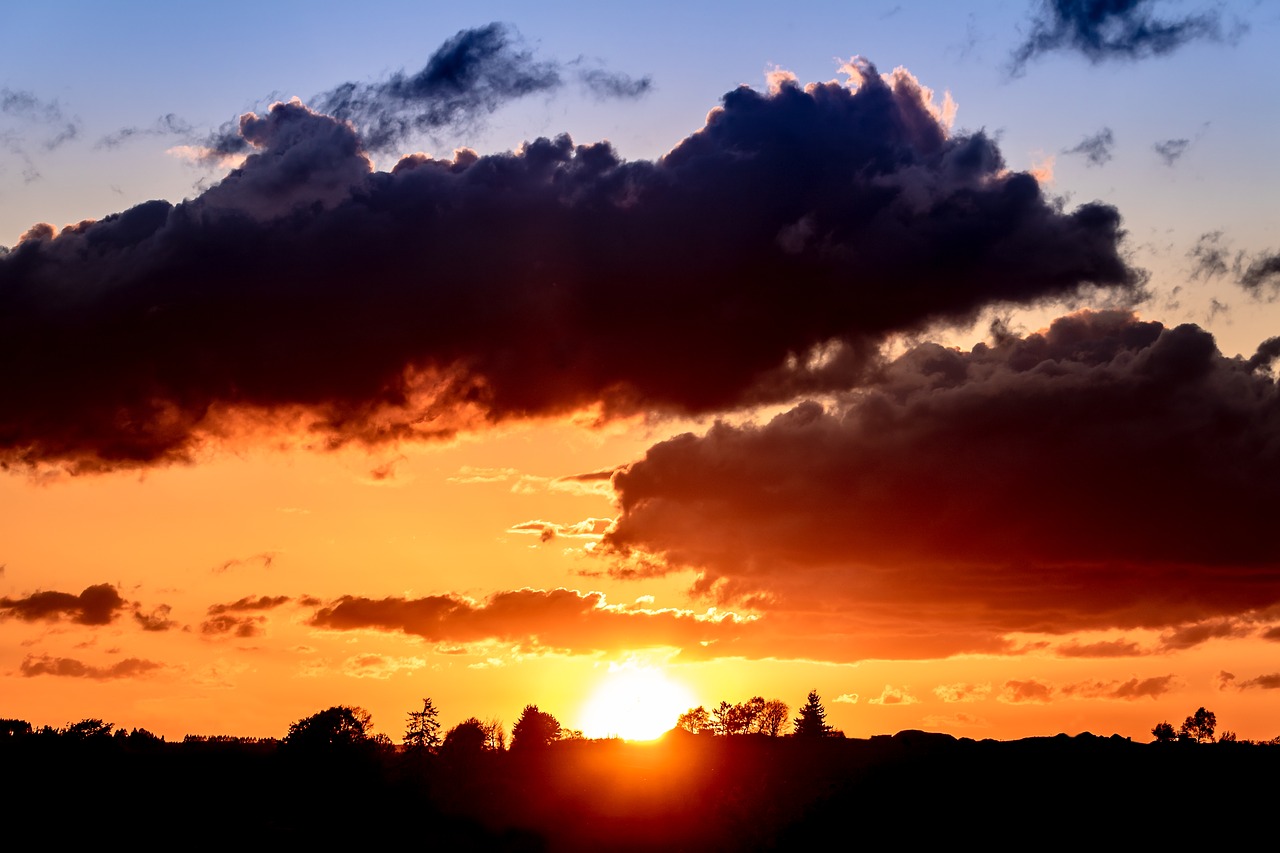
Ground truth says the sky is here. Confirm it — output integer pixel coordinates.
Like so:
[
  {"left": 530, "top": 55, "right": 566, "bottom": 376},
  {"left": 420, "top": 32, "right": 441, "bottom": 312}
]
[{"left": 3, "top": 0, "right": 1280, "bottom": 743}]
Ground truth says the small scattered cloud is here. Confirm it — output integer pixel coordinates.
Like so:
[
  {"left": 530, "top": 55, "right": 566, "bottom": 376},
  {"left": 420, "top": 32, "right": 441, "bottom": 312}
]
[
  {"left": 999, "top": 679, "right": 1054, "bottom": 704},
  {"left": 1153, "top": 138, "right": 1190, "bottom": 166},
  {"left": 509, "top": 517, "right": 612, "bottom": 542},
  {"left": 1061, "top": 674, "right": 1177, "bottom": 700},
  {"left": 20, "top": 654, "right": 163, "bottom": 679},
  {"left": 1056, "top": 639, "right": 1143, "bottom": 658},
  {"left": 933, "top": 683, "right": 992, "bottom": 703},
  {"left": 211, "top": 552, "right": 278, "bottom": 574},
  {"left": 1236, "top": 672, "right": 1280, "bottom": 690},
  {"left": 341, "top": 653, "right": 428, "bottom": 679},
  {"left": 868, "top": 684, "right": 918, "bottom": 705},
  {"left": 133, "top": 604, "right": 177, "bottom": 632},
  {"left": 1063, "top": 127, "right": 1114, "bottom": 167},
  {"left": 833, "top": 693, "right": 859, "bottom": 704}
]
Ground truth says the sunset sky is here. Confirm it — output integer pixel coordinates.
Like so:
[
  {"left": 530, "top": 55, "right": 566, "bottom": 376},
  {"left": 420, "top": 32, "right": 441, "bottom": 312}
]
[{"left": 3, "top": 0, "right": 1280, "bottom": 743}]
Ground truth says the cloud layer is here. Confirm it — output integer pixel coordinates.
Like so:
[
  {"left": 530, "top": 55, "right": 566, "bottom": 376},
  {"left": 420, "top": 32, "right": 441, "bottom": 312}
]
[{"left": 0, "top": 60, "right": 1134, "bottom": 472}]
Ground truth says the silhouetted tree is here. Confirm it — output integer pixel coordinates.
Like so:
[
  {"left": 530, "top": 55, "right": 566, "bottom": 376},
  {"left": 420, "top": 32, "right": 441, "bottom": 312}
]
[
  {"left": 1151, "top": 721, "right": 1177, "bottom": 743},
  {"left": 62, "top": 719, "right": 113, "bottom": 740},
  {"left": 404, "top": 697, "right": 441, "bottom": 752},
  {"left": 677, "top": 706, "right": 712, "bottom": 734},
  {"left": 759, "top": 699, "right": 790, "bottom": 737},
  {"left": 1, "top": 719, "right": 32, "bottom": 737},
  {"left": 441, "top": 718, "right": 488, "bottom": 757},
  {"left": 283, "top": 705, "right": 375, "bottom": 750},
  {"left": 511, "top": 705, "right": 561, "bottom": 750},
  {"left": 1180, "top": 707, "right": 1217, "bottom": 743},
  {"left": 793, "top": 690, "right": 830, "bottom": 738},
  {"left": 481, "top": 717, "right": 506, "bottom": 751}
]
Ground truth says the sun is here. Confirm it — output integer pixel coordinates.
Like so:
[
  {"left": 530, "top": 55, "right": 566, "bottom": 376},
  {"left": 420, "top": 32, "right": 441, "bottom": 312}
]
[{"left": 579, "top": 663, "right": 695, "bottom": 741}]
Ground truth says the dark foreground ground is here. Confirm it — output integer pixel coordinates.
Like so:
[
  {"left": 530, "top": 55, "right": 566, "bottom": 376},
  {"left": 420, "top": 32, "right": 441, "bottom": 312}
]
[{"left": 4, "top": 729, "right": 1274, "bottom": 848}]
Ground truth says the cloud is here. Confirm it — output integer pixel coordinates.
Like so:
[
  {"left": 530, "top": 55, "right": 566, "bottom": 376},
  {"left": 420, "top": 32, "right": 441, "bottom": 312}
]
[
  {"left": 1060, "top": 674, "right": 1176, "bottom": 700},
  {"left": 868, "top": 684, "right": 918, "bottom": 705},
  {"left": 834, "top": 693, "right": 859, "bottom": 704},
  {"left": 0, "top": 87, "right": 80, "bottom": 151},
  {"left": 211, "top": 553, "right": 278, "bottom": 574},
  {"left": 1000, "top": 679, "right": 1054, "bottom": 704},
  {"left": 509, "top": 517, "right": 613, "bottom": 542},
  {"left": 1153, "top": 138, "right": 1190, "bottom": 166},
  {"left": 603, "top": 312, "right": 1280, "bottom": 654},
  {"left": 1010, "top": 0, "right": 1230, "bottom": 74},
  {"left": 340, "top": 653, "right": 428, "bottom": 679},
  {"left": 201, "top": 595, "right": 292, "bottom": 637},
  {"left": 97, "top": 113, "right": 193, "bottom": 149},
  {"left": 212, "top": 23, "right": 651, "bottom": 156},
  {"left": 1240, "top": 253, "right": 1280, "bottom": 296},
  {"left": 0, "top": 584, "right": 126, "bottom": 625},
  {"left": 0, "top": 59, "right": 1135, "bottom": 473},
  {"left": 1157, "top": 618, "right": 1252, "bottom": 651},
  {"left": 1056, "top": 639, "right": 1143, "bottom": 658},
  {"left": 1236, "top": 672, "right": 1280, "bottom": 690},
  {"left": 308, "top": 587, "right": 758, "bottom": 658},
  {"left": 1063, "top": 127, "right": 1114, "bottom": 166},
  {"left": 933, "top": 683, "right": 992, "bottom": 703},
  {"left": 19, "top": 654, "right": 163, "bottom": 679},
  {"left": 133, "top": 604, "right": 177, "bottom": 632}
]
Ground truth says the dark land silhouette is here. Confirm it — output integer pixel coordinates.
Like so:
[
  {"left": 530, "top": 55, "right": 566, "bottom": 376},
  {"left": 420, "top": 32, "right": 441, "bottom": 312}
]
[{"left": 3, "top": 710, "right": 1276, "bottom": 848}]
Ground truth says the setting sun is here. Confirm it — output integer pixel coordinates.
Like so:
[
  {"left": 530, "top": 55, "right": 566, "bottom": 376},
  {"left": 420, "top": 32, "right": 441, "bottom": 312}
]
[{"left": 579, "top": 664, "right": 695, "bottom": 741}]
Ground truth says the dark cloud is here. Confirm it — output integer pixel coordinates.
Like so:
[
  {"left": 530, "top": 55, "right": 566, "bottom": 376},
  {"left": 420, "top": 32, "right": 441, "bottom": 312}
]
[
  {"left": 1010, "top": 0, "right": 1230, "bottom": 74},
  {"left": 20, "top": 654, "right": 162, "bottom": 679},
  {"left": 1153, "top": 138, "right": 1190, "bottom": 166},
  {"left": 603, "top": 311, "right": 1280, "bottom": 654},
  {"left": 1063, "top": 127, "right": 1114, "bottom": 166},
  {"left": 0, "top": 584, "right": 126, "bottom": 625},
  {"left": 0, "top": 61, "right": 1135, "bottom": 473}
]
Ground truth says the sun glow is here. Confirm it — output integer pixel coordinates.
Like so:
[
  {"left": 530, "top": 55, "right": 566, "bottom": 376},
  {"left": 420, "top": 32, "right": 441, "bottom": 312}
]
[{"left": 579, "top": 663, "right": 695, "bottom": 741}]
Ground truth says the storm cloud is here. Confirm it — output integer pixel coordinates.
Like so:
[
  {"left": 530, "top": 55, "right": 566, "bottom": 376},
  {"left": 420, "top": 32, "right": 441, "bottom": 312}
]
[
  {"left": 1010, "top": 0, "right": 1228, "bottom": 74},
  {"left": 0, "top": 60, "right": 1135, "bottom": 472},
  {"left": 603, "top": 311, "right": 1280, "bottom": 651}
]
